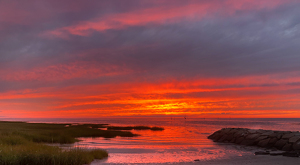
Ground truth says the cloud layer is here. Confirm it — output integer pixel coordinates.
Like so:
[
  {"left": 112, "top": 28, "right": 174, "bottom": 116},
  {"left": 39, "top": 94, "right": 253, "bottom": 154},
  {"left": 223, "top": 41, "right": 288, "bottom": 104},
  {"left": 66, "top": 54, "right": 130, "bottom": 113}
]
[{"left": 1, "top": 0, "right": 300, "bottom": 118}]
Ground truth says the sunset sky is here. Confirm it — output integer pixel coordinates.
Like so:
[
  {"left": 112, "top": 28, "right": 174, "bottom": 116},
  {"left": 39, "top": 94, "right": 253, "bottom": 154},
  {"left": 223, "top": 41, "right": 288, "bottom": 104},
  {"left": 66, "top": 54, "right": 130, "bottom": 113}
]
[{"left": 1, "top": 0, "right": 300, "bottom": 118}]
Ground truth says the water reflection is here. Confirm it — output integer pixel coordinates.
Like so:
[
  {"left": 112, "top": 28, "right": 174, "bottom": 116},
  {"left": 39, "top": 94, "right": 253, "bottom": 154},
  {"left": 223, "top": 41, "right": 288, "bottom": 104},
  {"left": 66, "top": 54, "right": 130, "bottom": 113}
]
[
  {"left": 4, "top": 117, "right": 300, "bottom": 164},
  {"left": 75, "top": 118, "right": 295, "bottom": 164}
]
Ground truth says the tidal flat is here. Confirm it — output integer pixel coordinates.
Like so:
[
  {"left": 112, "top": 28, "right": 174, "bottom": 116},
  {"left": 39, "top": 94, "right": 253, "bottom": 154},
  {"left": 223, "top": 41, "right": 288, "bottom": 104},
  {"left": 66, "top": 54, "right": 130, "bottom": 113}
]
[{"left": 0, "top": 121, "right": 163, "bottom": 165}]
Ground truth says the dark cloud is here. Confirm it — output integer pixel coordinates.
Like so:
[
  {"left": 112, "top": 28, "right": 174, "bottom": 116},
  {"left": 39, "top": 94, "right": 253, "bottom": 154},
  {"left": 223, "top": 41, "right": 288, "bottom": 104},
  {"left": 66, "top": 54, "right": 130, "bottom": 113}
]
[{"left": 1, "top": 0, "right": 300, "bottom": 90}]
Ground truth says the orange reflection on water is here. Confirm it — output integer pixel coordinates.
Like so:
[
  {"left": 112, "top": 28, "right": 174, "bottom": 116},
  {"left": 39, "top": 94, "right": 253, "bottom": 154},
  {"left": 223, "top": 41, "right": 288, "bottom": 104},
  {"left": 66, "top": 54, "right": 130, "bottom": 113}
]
[{"left": 75, "top": 118, "right": 255, "bottom": 164}]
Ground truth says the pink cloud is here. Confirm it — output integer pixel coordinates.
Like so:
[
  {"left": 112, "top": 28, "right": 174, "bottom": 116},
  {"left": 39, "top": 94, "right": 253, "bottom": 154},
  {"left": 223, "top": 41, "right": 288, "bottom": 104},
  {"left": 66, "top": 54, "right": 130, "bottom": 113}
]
[{"left": 43, "top": 0, "right": 293, "bottom": 38}]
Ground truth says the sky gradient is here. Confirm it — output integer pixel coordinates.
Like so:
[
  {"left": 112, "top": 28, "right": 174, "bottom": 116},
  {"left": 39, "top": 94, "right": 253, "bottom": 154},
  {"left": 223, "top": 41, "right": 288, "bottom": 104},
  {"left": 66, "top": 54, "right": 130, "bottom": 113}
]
[{"left": 1, "top": 0, "right": 300, "bottom": 118}]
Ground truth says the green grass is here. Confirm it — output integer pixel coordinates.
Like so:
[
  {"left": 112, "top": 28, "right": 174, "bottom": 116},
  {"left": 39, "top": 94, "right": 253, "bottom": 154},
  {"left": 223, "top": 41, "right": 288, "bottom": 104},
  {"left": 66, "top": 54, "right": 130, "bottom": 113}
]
[
  {"left": 0, "top": 143, "right": 108, "bottom": 165},
  {"left": 0, "top": 121, "right": 139, "bottom": 165},
  {"left": 0, "top": 121, "right": 137, "bottom": 144},
  {"left": 0, "top": 121, "right": 164, "bottom": 164}
]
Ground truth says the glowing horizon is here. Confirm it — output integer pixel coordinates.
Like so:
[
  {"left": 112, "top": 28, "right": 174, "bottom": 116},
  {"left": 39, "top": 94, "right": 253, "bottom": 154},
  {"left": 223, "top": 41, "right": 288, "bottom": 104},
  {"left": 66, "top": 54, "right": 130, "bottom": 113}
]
[{"left": 1, "top": 0, "right": 300, "bottom": 118}]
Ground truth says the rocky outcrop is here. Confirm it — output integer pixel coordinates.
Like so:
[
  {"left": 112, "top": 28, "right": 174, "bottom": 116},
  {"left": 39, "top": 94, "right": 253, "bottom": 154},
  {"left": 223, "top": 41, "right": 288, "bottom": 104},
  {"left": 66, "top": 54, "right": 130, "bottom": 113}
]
[{"left": 208, "top": 128, "right": 300, "bottom": 151}]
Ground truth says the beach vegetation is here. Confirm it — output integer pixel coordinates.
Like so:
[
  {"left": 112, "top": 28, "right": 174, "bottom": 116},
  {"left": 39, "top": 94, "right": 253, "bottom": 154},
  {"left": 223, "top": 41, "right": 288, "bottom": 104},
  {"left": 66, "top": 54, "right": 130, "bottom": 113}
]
[{"left": 0, "top": 121, "right": 139, "bottom": 165}]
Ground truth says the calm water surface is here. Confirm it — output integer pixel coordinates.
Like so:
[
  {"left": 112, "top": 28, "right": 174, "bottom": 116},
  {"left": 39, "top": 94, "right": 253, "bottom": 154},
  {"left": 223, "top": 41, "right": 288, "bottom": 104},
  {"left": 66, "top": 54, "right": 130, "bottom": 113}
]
[{"left": 4, "top": 118, "right": 300, "bottom": 164}]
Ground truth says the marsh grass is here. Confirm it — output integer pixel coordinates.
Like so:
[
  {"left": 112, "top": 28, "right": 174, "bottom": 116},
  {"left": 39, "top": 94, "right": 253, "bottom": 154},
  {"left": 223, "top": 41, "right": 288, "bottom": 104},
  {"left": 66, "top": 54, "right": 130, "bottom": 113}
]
[
  {"left": 0, "top": 143, "right": 108, "bottom": 165},
  {"left": 0, "top": 121, "right": 138, "bottom": 165},
  {"left": 0, "top": 121, "right": 137, "bottom": 144}
]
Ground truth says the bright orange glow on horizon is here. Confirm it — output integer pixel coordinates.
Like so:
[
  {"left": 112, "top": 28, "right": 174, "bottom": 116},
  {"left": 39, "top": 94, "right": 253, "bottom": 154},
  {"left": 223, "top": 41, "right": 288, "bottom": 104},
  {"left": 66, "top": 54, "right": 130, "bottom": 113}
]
[{"left": 1, "top": 71, "right": 300, "bottom": 118}]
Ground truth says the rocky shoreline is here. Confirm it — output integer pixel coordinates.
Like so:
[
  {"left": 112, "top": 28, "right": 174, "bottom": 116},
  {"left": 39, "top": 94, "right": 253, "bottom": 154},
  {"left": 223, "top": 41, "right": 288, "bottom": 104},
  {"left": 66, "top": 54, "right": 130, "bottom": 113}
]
[{"left": 208, "top": 128, "right": 300, "bottom": 152}]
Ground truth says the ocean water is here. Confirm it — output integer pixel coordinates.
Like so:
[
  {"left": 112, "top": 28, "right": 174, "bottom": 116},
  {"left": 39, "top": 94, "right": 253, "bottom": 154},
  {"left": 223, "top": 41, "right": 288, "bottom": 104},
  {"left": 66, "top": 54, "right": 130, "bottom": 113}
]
[{"left": 4, "top": 117, "right": 300, "bottom": 164}]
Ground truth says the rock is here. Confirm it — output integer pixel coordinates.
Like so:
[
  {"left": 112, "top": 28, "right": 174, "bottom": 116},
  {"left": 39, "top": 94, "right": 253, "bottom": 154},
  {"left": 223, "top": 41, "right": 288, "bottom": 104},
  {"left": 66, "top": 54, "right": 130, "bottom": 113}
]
[
  {"left": 289, "top": 136, "right": 300, "bottom": 143},
  {"left": 234, "top": 130, "right": 246, "bottom": 138},
  {"left": 270, "top": 151, "right": 285, "bottom": 156},
  {"left": 248, "top": 129, "right": 257, "bottom": 134},
  {"left": 257, "top": 129, "right": 266, "bottom": 134},
  {"left": 208, "top": 128, "right": 300, "bottom": 152},
  {"left": 255, "top": 136, "right": 268, "bottom": 142},
  {"left": 225, "top": 134, "right": 234, "bottom": 141},
  {"left": 230, "top": 138, "right": 236, "bottom": 143},
  {"left": 274, "top": 139, "right": 288, "bottom": 150},
  {"left": 240, "top": 139, "right": 256, "bottom": 146},
  {"left": 258, "top": 138, "right": 270, "bottom": 147},
  {"left": 235, "top": 137, "right": 245, "bottom": 144},
  {"left": 218, "top": 135, "right": 228, "bottom": 142},
  {"left": 229, "top": 129, "right": 239, "bottom": 134},
  {"left": 269, "top": 133, "right": 278, "bottom": 138},
  {"left": 283, "top": 151, "right": 299, "bottom": 157},
  {"left": 268, "top": 138, "right": 278, "bottom": 145},
  {"left": 292, "top": 140, "right": 300, "bottom": 150},
  {"left": 282, "top": 144, "right": 292, "bottom": 151},
  {"left": 276, "top": 134, "right": 283, "bottom": 139},
  {"left": 223, "top": 128, "right": 232, "bottom": 134},
  {"left": 246, "top": 134, "right": 260, "bottom": 140},
  {"left": 211, "top": 133, "right": 222, "bottom": 141},
  {"left": 208, "top": 132, "right": 218, "bottom": 139},
  {"left": 254, "top": 151, "right": 270, "bottom": 155},
  {"left": 282, "top": 133, "right": 296, "bottom": 139},
  {"left": 218, "top": 131, "right": 226, "bottom": 136},
  {"left": 262, "top": 131, "right": 274, "bottom": 136}
]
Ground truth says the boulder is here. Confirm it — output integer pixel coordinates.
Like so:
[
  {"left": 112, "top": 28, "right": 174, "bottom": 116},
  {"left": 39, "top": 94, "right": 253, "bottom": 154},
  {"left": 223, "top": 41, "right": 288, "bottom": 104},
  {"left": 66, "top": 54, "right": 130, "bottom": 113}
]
[
  {"left": 208, "top": 132, "right": 218, "bottom": 139},
  {"left": 223, "top": 128, "right": 232, "bottom": 134},
  {"left": 229, "top": 129, "right": 239, "bottom": 134},
  {"left": 225, "top": 134, "right": 234, "bottom": 141},
  {"left": 257, "top": 129, "right": 266, "bottom": 134},
  {"left": 268, "top": 138, "right": 278, "bottom": 145},
  {"left": 246, "top": 134, "right": 260, "bottom": 140},
  {"left": 218, "top": 130, "right": 226, "bottom": 137},
  {"left": 255, "top": 136, "right": 268, "bottom": 142},
  {"left": 208, "top": 128, "right": 300, "bottom": 152},
  {"left": 254, "top": 151, "right": 270, "bottom": 155},
  {"left": 218, "top": 135, "right": 228, "bottom": 142},
  {"left": 292, "top": 140, "right": 300, "bottom": 150},
  {"left": 210, "top": 133, "right": 222, "bottom": 141},
  {"left": 258, "top": 138, "right": 270, "bottom": 147},
  {"left": 283, "top": 151, "right": 299, "bottom": 157},
  {"left": 230, "top": 138, "right": 236, "bottom": 143},
  {"left": 269, "top": 151, "right": 285, "bottom": 156},
  {"left": 274, "top": 139, "right": 288, "bottom": 150},
  {"left": 282, "top": 133, "right": 296, "bottom": 139},
  {"left": 248, "top": 129, "right": 257, "bottom": 134},
  {"left": 240, "top": 139, "right": 256, "bottom": 146},
  {"left": 289, "top": 136, "right": 300, "bottom": 143},
  {"left": 276, "top": 134, "right": 283, "bottom": 139},
  {"left": 235, "top": 137, "right": 245, "bottom": 144},
  {"left": 282, "top": 144, "right": 292, "bottom": 151},
  {"left": 233, "top": 131, "right": 241, "bottom": 137},
  {"left": 269, "top": 133, "right": 278, "bottom": 138},
  {"left": 262, "top": 131, "right": 274, "bottom": 136}
]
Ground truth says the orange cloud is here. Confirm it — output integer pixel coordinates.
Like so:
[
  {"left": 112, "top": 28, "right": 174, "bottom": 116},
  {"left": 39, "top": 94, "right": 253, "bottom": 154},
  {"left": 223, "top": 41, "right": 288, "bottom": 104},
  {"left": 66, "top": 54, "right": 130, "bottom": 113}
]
[{"left": 1, "top": 71, "right": 300, "bottom": 118}]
